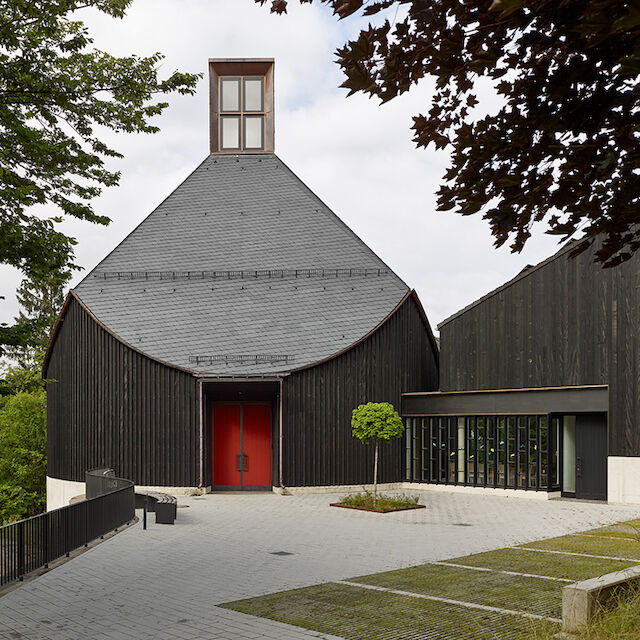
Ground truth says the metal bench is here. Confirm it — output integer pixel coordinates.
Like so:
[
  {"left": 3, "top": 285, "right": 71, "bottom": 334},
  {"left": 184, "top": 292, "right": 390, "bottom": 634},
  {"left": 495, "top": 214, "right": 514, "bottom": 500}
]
[{"left": 135, "top": 491, "right": 177, "bottom": 525}]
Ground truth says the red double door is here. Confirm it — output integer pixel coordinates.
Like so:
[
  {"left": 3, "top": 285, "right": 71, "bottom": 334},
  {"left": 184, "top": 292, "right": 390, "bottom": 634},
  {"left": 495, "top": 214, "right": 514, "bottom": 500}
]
[{"left": 212, "top": 402, "right": 272, "bottom": 489}]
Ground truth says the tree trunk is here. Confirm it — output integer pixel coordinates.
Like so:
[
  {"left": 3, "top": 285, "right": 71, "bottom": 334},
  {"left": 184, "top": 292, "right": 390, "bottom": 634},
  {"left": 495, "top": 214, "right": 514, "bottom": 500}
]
[{"left": 373, "top": 440, "right": 379, "bottom": 506}]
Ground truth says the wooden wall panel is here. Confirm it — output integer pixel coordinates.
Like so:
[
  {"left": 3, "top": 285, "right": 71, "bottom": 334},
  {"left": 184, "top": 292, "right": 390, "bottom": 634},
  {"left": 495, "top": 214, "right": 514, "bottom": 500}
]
[
  {"left": 439, "top": 246, "right": 640, "bottom": 457},
  {"left": 282, "top": 295, "right": 439, "bottom": 486},
  {"left": 46, "top": 297, "right": 199, "bottom": 485}
]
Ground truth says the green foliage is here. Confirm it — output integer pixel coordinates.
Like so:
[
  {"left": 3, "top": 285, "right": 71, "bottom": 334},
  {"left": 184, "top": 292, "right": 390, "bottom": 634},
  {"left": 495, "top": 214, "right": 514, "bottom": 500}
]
[
  {"left": 0, "top": 0, "right": 200, "bottom": 354},
  {"left": 260, "top": 0, "right": 640, "bottom": 267},
  {"left": 5, "top": 270, "right": 71, "bottom": 368},
  {"left": 0, "top": 358, "right": 45, "bottom": 396},
  {"left": 351, "top": 402, "right": 404, "bottom": 445},
  {"left": 0, "top": 389, "right": 47, "bottom": 523},
  {"left": 337, "top": 491, "right": 419, "bottom": 511}
]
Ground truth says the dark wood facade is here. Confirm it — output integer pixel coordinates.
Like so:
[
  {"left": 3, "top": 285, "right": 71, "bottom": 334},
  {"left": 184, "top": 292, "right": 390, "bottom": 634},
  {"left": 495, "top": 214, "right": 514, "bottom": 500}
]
[
  {"left": 439, "top": 244, "right": 640, "bottom": 457},
  {"left": 282, "top": 292, "right": 439, "bottom": 486},
  {"left": 45, "top": 296, "right": 200, "bottom": 486},
  {"left": 46, "top": 291, "right": 438, "bottom": 489}
]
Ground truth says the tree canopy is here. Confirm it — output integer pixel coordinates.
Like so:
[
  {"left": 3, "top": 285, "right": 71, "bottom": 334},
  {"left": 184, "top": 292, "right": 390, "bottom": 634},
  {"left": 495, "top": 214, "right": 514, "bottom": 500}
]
[
  {"left": 351, "top": 401, "right": 404, "bottom": 445},
  {"left": 0, "top": 0, "right": 200, "bottom": 353},
  {"left": 258, "top": 0, "right": 640, "bottom": 267}
]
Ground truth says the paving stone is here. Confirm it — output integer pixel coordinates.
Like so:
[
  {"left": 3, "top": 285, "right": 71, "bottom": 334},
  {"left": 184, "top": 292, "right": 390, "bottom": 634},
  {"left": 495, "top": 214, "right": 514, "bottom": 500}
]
[{"left": 0, "top": 491, "right": 639, "bottom": 639}]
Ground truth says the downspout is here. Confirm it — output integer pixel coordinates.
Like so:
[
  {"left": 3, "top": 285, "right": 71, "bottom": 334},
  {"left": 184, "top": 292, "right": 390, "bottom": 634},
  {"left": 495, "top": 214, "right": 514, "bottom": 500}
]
[
  {"left": 198, "top": 376, "right": 204, "bottom": 488},
  {"left": 278, "top": 375, "right": 284, "bottom": 488}
]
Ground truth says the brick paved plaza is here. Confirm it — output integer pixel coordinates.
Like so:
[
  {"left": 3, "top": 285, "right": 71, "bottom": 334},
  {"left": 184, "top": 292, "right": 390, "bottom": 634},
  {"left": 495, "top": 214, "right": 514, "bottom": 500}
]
[{"left": 1, "top": 491, "right": 639, "bottom": 640}]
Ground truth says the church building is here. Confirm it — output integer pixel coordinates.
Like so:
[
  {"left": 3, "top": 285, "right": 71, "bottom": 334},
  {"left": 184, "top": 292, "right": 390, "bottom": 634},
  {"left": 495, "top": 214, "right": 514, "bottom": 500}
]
[{"left": 44, "top": 59, "right": 439, "bottom": 508}]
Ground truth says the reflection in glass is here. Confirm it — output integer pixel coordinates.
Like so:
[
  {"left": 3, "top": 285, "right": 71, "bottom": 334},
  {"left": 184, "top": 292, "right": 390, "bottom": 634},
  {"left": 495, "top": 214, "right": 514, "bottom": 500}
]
[
  {"left": 498, "top": 418, "right": 506, "bottom": 486},
  {"left": 540, "top": 421, "right": 548, "bottom": 488},
  {"left": 457, "top": 418, "right": 465, "bottom": 483},
  {"left": 448, "top": 418, "right": 457, "bottom": 483},
  {"left": 507, "top": 417, "right": 516, "bottom": 487},
  {"left": 477, "top": 418, "right": 485, "bottom": 484},
  {"left": 429, "top": 418, "right": 438, "bottom": 482},
  {"left": 467, "top": 418, "right": 476, "bottom": 484},
  {"left": 439, "top": 418, "right": 447, "bottom": 482},
  {"left": 412, "top": 414, "right": 555, "bottom": 493},
  {"left": 518, "top": 417, "right": 527, "bottom": 488},
  {"left": 487, "top": 417, "right": 495, "bottom": 486}
]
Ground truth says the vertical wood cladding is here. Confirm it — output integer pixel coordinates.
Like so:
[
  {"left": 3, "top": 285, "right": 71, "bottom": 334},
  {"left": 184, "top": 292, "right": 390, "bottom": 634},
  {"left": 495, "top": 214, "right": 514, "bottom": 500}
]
[
  {"left": 282, "top": 294, "right": 438, "bottom": 486},
  {"left": 439, "top": 245, "right": 640, "bottom": 457},
  {"left": 46, "top": 297, "right": 199, "bottom": 485}
]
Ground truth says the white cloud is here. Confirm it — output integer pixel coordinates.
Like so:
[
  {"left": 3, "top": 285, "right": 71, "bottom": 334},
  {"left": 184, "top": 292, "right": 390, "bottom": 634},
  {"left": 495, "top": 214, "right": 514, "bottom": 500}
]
[{"left": 1, "top": 0, "right": 564, "bottom": 333}]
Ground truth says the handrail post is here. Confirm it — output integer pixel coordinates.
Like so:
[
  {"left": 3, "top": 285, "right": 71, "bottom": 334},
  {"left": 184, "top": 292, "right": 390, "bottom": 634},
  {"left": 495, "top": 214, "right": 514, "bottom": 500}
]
[
  {"left": 44, "top": 512, "right": 50, "bottom": 568},
  {"left": 84, "top": 500, "right": 88, "bottom": 547},
  {"left": 17, "top": 520, "right": 25, "bottom": 581},
  {"left": 65, "top": 508, "right": 70, "bottom": 558},
  {"left": 143, "top": 494, "right": 148, "bottom": 530}
]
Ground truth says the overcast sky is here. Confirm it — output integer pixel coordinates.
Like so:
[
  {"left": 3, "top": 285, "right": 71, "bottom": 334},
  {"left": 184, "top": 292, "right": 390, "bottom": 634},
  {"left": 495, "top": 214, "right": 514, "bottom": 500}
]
[{"left": 2, "top": 0, "right": 564, "bottom": 334}]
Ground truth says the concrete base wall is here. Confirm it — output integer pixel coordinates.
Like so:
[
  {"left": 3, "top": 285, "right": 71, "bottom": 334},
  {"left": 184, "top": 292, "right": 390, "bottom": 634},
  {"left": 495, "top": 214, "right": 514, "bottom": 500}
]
[
  {"left": 608, "top": 456, "right": 640, "bottom": 504},
  {"left": 47, "top": 476, "right": 209, "bottom": 511},
  {"left": 134, "top": 485, "right": 209, "bottom": 496},
  {"left": 46, "top": 476, "right": 86, "bottom": 511},
  {"left": 274, "top": 482, "right": 561, "bottom": 500}
]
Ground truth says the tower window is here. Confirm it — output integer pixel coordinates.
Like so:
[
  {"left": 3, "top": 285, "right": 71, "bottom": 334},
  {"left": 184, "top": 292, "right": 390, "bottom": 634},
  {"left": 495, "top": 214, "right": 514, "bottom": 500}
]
[
  {"left": 244, "top": 78, "right": 264, "bottom": 112},
  {"left": 220, "top": 78, "right": 241, "bottom": 112},
  {"left": 220, "top": 116, "right": 241, "bottom": 150},
  {"left": 219, "top": 76, "right": 265, "bottom": 151}
]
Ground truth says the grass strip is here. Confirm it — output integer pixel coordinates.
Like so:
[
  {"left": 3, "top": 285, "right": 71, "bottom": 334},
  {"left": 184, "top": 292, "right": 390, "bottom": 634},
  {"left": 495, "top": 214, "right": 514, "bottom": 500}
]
[
  {"left": 339, "top": 580, "right": 561, "bottom": 622},
  {"left": 447, "top": 547, "right": 638, "bottom": 581},
  {"left": 520, "top": 534, "right": 640, "bottom": 560},
  {"left": 351, "top": 563, "right": 563, "bottom": 618},
  {"left": 221, "top": 581, "right": 560, "bottom": 640}
]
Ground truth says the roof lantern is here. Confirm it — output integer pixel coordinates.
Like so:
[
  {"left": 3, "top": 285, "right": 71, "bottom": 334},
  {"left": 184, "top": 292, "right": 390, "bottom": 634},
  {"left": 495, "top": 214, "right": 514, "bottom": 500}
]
[{"left": 209, "top": 58, "right": 274, "bottom": 154}]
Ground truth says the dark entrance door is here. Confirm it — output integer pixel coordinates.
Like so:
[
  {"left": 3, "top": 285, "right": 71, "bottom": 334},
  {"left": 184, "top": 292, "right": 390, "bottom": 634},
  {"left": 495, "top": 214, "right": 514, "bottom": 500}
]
[
  {"left": 212, "top": 402, "right": 271, "bottom": 489},
  {"left": 575, "top": 413, "right": 607, "bottom": 501}
]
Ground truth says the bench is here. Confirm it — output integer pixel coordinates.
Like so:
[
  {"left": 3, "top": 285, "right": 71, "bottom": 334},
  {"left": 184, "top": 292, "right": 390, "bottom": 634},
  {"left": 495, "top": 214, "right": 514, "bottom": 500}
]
[
  {"left": 562, "top": 565, "right": 640, "bottom": 632},
  {"left": 135, "top": 491, "right": 177, "bottom": 525}
]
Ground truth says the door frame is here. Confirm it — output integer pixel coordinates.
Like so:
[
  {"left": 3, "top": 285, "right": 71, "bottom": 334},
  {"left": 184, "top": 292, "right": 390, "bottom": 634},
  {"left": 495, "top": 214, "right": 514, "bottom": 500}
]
[
  {"left": 210, "top": 400, "right": 272, "bottom": 491},
  {"left": 558, "top": 412, "right": 608, "bottom": 500}
]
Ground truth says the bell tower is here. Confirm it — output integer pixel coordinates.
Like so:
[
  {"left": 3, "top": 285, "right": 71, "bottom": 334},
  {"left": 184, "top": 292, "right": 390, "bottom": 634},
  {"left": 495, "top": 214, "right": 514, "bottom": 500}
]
[{"left": 209, "top": 58, "right": 274, "bottom": 154}]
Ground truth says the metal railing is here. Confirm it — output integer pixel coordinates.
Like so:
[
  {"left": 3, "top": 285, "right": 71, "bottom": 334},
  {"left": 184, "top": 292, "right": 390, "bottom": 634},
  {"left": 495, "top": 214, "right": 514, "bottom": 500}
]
[
  {"left": 92, "top": 267, "right": 389, "bottom": 282},
  {"left": 0, "top": 469, "right": 135, "bottom": 587}
]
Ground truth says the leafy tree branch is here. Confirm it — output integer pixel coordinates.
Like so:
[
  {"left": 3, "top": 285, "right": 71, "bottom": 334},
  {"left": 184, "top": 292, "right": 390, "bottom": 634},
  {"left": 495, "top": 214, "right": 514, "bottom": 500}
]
[
  {"left": 258, "top": 0, "right": 640, "bottom": 267},
  {"left": 0, "top": 0, "right": 201, "bottom": 354}
]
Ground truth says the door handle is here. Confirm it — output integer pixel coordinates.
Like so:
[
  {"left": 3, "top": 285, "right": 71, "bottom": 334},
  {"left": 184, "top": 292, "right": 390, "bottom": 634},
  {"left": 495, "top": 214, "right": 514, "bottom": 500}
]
[
  {"left": 576, "top": 457, "right": 583, "bottom": 478},
  {"left": 237, "top": 453, "right": 247, "bottom": 471}
]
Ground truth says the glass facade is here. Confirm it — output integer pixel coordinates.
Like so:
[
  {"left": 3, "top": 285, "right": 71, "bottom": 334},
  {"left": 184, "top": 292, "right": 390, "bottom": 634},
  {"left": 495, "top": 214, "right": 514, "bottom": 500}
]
[{"left": 406, "top": 415, "right": 560, "bottom": 491}]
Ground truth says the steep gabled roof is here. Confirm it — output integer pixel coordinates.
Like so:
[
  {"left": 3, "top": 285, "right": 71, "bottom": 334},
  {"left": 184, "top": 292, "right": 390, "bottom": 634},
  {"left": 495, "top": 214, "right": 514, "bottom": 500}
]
[{"left": 72, "top": 154, "right": 412, "bottom": 375}]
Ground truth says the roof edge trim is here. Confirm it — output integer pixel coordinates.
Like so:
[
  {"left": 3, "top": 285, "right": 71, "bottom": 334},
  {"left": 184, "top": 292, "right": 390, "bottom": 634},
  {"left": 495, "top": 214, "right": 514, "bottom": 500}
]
[
  {"left": 42, "top": 292, "right": 73, "bottom": 378},
  {"left": 43, "top": 290, "right": 198, "bottom": 378},
  {"left": 409, "top": 289, "right": 440, "bottom": 365},
  {"left": 287, "top": 288, "right": 435, "bottom": 374},
  {"left": 438, "top": 240, "right": 577, "bottom": 328},
  {"left": 402, "top": 383, "right": 609, "bottom": 397}
]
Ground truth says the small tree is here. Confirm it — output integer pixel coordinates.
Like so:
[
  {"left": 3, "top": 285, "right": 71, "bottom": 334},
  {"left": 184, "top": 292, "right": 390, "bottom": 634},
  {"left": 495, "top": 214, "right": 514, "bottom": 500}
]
[{"left": 351, "top": 402, "right": 404, "bottom": 505}]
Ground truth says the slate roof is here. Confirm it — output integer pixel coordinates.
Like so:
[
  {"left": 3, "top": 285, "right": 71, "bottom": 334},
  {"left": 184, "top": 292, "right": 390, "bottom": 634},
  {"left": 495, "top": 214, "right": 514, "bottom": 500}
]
[{"left": 74, "top": 154, "right": 410, "bottom": 375}]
